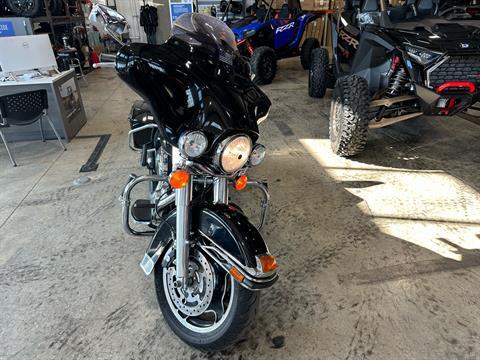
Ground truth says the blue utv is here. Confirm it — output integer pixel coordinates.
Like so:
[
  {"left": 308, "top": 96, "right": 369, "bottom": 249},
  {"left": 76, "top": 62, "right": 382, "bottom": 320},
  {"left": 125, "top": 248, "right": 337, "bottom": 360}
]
[{"left": 226, "top": 0, "right": 320, "bottom": 84}]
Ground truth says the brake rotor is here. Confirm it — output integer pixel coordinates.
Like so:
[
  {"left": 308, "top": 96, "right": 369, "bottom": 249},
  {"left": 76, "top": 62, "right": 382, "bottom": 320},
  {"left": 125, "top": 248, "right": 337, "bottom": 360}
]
[{"left": 165, "top": 250, "right": 215, "bottom": 317}]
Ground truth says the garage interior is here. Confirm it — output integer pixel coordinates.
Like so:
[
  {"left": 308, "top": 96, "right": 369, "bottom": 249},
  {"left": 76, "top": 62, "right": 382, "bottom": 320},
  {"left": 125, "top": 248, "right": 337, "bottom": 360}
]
[
  {"left": 1, "top": 0, "right": 480, "bottom": 359},
  {"left": 2, "top": 60, "right": 480, "bottom": 358}
]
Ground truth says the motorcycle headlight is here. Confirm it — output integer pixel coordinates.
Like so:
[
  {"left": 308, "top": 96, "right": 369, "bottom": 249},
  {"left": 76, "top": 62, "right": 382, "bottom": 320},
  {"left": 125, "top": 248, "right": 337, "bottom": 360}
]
[
  {"left": 179, "top": 131, "right": 208, "bottom": 158},
  {"left": 249, "top": 144, "right": 266, "bottom": 166},
  {"left": 405, "top": 45, "right": 443, "bottom": 66},
  {"left": 217, "top": 135, "right": 252, "bottom": 173}
]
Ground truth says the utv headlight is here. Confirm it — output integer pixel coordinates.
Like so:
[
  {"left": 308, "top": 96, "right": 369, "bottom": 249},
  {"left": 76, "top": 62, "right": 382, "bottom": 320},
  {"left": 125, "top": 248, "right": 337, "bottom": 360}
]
[
  {"left": 405, "top": 45, "right": 443, "bottom": 66},
  {"left": 179, "top": 131, "right": 208, "bottom": 158},
  {"left": 242, "top": 29, "right": 256, "bottom": 38},
  {"left": 249, "top": 144, "right": 266, "bottom": 166},
  {"left": 217, "top": 135, "right": 252, "bottom": 173}
]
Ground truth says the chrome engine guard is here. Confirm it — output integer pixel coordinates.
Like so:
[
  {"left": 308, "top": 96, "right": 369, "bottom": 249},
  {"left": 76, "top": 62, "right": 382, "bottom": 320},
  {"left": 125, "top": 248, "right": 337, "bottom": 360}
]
[{"left": 120, "top": 174, "right": 270, "bottom": 236}]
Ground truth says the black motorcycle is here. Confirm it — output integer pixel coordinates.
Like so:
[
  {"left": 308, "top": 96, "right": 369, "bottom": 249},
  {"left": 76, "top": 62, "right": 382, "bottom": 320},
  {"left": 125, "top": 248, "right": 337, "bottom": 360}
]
[{"left": 89, "top": 5, "right": 277, "bottom": 351}]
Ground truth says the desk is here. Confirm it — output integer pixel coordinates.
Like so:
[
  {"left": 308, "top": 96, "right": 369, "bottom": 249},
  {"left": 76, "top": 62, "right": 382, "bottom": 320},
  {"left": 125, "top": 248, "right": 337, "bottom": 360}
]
[{"left": 0, "top": 69, "right": 87, "bottom": 142}]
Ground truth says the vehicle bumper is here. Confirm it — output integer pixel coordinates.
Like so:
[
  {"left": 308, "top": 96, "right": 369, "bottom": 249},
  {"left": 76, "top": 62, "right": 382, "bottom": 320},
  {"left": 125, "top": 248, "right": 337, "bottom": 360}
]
[{"left": 415, "top": 84, "right": 480, "bottom": 116}]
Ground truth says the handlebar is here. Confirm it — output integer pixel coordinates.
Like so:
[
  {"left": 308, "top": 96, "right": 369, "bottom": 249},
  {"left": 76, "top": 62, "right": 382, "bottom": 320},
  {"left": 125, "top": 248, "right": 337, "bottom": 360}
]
[
  {"left": 93, "top": 53, "right": 117, "bottom": 68},
  {"left": 93, "top": 62, "right": 116, "bottom": 69},
  {"left": 100, "top": 53, "right": 116, "bottom": 62}
]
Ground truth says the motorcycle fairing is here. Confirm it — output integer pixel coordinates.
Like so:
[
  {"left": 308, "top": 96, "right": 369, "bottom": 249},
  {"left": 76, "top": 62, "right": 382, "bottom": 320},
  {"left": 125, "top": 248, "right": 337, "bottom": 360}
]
[{"left": 116, "top": 42, "right": 270, "bottom": 148}]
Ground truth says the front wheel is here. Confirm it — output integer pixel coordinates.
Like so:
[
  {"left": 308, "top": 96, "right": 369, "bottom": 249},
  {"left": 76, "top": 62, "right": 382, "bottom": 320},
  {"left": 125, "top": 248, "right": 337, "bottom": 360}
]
[
  {"left": 329, "top": 75, "right": 370, "bottom": 157},
  {"left": 300, "top": 37, "right": 319, "bottom": 70},
  {"left": 250, "top": 46, "right": 277, "bottom": 85},
  {"left": 154, "top": 245, "right": 259, "bottom": 351},
  {"left": 5, "top": 0, "right": 42, "bottom": 16}
]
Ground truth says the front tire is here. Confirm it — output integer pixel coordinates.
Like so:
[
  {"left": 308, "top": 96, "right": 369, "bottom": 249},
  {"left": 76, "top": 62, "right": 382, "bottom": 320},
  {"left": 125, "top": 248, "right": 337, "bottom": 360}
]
[
  {"left": 300, "top": 37, "right": 319, "bottom": 70},
  {"left": 154, "top": 246, "right": 259, "bottom": 351},
  {"left": 308, "top": 48, "right": 330, "bottom": 98},
  {"left": 329, "top": 75, "right": 370, "bottom": 157},
  {"left": 250, "top": 46, "right": 277, "bottom": 85}
]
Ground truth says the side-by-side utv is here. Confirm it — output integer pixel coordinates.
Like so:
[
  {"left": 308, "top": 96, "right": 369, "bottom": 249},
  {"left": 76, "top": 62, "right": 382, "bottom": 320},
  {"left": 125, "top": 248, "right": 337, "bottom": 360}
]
[
  {"left": 227, "top": 0, "right": 320, "bottom": 84},
  {"left": 308, "top": 0, "right": 480, "bottom": 156}
]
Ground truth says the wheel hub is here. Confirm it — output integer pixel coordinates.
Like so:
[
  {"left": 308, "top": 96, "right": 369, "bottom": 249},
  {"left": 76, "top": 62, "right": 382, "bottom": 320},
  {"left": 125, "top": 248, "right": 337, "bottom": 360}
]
[{"left": 164, "top": 250, "right": 215, "bottom": 317}]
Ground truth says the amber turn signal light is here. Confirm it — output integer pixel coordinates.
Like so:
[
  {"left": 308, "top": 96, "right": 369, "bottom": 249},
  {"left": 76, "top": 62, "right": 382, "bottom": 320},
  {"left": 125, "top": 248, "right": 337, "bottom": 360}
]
[
  {"left": 259, "top": 255, "right": 278, "bottom": 272},
  {"left": 169, "top": 170, "right": 190, "bottom": 189},
  {"left": 234, "top": 175, "right": 248, "bottom": 191},
  {"left": 229, "top": 266, "right": 245, "bottom": 282}
]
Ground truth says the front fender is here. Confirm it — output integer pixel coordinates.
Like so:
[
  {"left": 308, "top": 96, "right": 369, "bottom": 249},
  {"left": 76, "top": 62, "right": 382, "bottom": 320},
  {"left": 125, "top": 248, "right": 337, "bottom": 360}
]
[{"left": 141, "top": 204, "right": 277, "bottom": 290}]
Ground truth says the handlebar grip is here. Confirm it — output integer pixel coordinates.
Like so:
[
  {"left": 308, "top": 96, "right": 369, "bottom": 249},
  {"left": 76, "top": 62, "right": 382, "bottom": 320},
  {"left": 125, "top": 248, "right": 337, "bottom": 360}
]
[{"left": 100, "top": 53, "right": 116, "bottom": 63}]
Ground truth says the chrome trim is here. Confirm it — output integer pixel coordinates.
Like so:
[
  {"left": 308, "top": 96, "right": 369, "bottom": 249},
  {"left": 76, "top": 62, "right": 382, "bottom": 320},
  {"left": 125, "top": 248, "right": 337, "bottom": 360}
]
[
  {"left": 257, "top": 110, "right": 269, "bottom": 124},
  {"left": 215, "top": 134, "right": 253, "bottom": 174},
  {"left": 198, "top": 230, "right": 278, "bottom": 289},
  {"left": 213, "top": 177, "right": 229, "bottom": 204},
  {"left": 246, "top": 180, "right": 270, "bottom": 231},
  {"left": 426, "top": 55, "right": 450, "bottom": 89},
  {"left": 178, "top": 130, "right": 208, "bottom": 158},
  {"left": 175, "top": 175, "right": 192, "bottom": 289},
  {"left": 120, "top": 174, "right": 167, "bottom": 236},
  {"left": 128, "top": 123, "right": 158, "bottom": 151}
]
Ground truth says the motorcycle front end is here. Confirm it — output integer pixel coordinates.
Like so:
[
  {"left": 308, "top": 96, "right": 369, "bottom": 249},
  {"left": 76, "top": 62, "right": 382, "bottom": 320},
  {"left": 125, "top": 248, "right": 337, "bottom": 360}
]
[{"left": 89, "top": 5, "right": 278, "bottom": 351}]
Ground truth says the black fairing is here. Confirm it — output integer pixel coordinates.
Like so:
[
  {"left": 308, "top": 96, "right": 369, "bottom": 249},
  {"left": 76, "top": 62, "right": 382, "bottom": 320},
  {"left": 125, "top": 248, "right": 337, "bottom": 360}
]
[{"left": 115, "top": 40, "right": 271, "bottom": 154}]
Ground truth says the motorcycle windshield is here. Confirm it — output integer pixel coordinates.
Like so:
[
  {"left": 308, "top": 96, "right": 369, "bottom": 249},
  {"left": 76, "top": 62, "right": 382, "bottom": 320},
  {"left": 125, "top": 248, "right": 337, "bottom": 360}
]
[{"left": 171, "top": 13, "right": 238, "bottom": 55}]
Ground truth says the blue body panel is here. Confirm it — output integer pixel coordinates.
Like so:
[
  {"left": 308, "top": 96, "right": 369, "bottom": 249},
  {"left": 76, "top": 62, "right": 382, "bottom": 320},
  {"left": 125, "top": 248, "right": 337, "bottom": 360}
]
[
  {"left": 232, "top": 21, "right": 266, "bottom": 41},
  {"left": 231, "top": 12, "right": 316, "bottom": 54}
]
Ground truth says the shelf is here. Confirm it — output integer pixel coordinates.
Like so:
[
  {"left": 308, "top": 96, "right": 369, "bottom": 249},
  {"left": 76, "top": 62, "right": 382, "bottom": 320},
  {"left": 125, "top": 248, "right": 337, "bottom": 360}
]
[{"left": 31, "top": 15, "right": 85, "bottom": 25}]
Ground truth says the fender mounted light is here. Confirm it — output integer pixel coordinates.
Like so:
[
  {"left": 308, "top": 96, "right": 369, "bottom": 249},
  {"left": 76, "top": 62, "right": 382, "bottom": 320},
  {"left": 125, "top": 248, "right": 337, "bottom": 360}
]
[{"left": 259, "top": 254, "right": 278, "bottom": 273}]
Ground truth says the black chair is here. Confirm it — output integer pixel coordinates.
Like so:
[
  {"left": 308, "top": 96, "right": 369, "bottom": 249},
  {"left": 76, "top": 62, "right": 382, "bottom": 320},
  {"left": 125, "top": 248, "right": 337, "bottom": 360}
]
[{"left": 0, "top": 89, "right": 66, "bottom": 167}]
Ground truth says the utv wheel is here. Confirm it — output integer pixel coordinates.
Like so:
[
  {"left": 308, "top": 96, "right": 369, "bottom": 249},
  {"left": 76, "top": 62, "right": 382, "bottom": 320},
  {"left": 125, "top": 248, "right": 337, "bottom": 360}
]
[
  {"left": 250, "top": 46, "right": 277, "bottom": 85},
  {"left": 154, "top": 244, "right": 259, "bottom": 352},
  {"left": 308, "top": 48, "right": 329, "bottom": 98},
  {"left": 6, "top": 0, "right": 41, "bottom": 16},
  {"left": 329, "top": 75, "right": 370, "bottom": 157},
  {"left": 300, "top": 37, "right": 319, "bottom": 70}
]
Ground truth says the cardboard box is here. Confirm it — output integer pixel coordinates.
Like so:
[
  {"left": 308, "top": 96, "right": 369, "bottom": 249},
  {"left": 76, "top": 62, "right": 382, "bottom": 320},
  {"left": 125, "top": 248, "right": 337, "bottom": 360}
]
[{"left": 301, "top": 0, "right": 331, "bottom": 10}]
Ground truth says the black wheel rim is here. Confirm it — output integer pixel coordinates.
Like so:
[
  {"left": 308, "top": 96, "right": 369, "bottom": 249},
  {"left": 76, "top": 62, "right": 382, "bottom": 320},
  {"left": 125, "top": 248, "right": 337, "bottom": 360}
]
[{"left": 12, "top": 0, "right": 34, "bottom": 10}]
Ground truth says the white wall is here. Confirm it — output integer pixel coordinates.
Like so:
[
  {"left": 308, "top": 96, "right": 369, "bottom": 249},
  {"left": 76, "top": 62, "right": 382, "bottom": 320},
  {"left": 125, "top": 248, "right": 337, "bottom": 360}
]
[{"left": 99, "top": 0, "right": 171, "bottom": 44}]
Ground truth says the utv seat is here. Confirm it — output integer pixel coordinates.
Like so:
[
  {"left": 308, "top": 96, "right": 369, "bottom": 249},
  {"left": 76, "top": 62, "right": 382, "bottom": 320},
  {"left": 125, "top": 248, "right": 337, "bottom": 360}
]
[
  {"left": 256, "top": 5, "right": 267, "bottom": 20},
  {"left": 279, "top": 4, "right": 291, "bottom": 19},
  {"left": 361, "top": 0, "right": 379, "bottom": 12},
  {"left": 416, "top": 0, "right": 438, "bottom": 16}
]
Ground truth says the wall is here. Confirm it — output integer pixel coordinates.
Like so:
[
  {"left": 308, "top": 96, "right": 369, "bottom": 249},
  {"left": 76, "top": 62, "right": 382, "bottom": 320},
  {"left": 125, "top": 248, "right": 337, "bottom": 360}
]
[{"left": 96, "top": 0, "right": 172, "bottom": 44}]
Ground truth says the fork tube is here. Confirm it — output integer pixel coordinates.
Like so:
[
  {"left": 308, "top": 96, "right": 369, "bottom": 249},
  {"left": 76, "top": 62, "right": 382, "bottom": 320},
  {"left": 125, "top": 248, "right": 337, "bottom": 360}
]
[
  {"left": 213, "top": 177, "right": 229, "bottom": 204},
  {"left": 175, "top": 175, "right": 192, "bottom": 288}
]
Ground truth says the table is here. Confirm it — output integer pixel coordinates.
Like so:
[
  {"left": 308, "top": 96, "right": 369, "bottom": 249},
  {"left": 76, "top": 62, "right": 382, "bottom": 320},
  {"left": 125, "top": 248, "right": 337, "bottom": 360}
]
[{"left": 0, "top": 69, "right": 87, "bottom": 142}]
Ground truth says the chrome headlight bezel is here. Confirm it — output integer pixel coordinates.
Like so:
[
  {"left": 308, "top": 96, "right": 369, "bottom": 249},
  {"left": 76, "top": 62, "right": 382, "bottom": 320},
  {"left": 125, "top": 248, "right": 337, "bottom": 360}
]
[
  {"left": 178, "top": 130, "right": 208, "bottom": 158},
  {"left": 249, "top": 144, "right": 266, "bottom": 166},
  {"left": 405, "top": 45, "right": 443, "bottom": 66},
  {"left": 216, "top": 135, "right": 253, "bottom": 174}
]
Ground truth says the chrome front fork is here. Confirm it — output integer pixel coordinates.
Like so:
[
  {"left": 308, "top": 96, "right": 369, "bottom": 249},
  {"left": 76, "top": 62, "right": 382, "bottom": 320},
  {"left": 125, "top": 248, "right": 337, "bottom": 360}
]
[
  {"left": 174, "top": 175, "right": 193, "bottom": 288},
  {"left": 175, "top": 176, "right": 228, "bottom": 288}
]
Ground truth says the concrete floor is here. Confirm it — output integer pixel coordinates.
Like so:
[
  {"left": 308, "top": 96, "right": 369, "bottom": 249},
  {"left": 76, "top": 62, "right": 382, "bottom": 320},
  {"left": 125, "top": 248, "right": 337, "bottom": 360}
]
[{"left": 1, "top": 59, "right": 480, "bottom": 360}]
